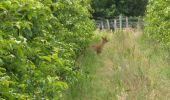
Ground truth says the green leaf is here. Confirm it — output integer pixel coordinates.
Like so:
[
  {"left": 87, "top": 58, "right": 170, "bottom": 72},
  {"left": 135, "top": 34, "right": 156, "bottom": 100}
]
[
  {"left": 0, "top": 58, "right": 4, "bottom": 66},
  {"left": 40, "top": 55, "right": 52, "bottom": 62}
]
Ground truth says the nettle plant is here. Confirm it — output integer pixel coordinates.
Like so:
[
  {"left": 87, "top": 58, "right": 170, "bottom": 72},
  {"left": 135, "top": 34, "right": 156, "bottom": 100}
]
[
  {"left": 145, "top": 0, "right": 170, "bottom": 46},
  {"left": 0, "top": 0, "right": 94, "bottom": 99}
]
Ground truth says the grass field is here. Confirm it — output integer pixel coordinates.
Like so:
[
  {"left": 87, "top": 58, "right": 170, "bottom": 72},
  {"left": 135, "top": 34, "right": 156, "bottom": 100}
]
[{"left": 62, "top": 30, "right": 170, "bottom": 100}]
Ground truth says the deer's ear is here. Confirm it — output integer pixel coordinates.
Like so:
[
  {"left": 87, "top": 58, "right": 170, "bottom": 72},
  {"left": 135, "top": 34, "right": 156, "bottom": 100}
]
[
  {"left": 102, "top": 36, "right": 106, "bottom": 39},
  {"left": 102, "top": 36, "right": 107, "bottom": 40}
]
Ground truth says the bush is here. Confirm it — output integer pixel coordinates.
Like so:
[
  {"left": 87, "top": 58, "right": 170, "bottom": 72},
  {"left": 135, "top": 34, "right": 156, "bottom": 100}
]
[
  {"left": 145, "top": 0, "right": 170, "bottom": 45},
  {"left": 0, "top": 0, "right": 94, "bottom": 99}
]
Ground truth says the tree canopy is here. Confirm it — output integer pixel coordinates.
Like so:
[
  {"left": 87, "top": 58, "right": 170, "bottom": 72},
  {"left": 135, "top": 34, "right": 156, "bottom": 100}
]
[{"left": 91, "top": 0, "right": 148, "bottom": 19}]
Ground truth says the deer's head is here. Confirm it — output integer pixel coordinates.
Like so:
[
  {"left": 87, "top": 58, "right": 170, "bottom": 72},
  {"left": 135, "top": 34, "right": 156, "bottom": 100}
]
[{"left": 102, "top": 37, "right": 108, "bottom": 44}]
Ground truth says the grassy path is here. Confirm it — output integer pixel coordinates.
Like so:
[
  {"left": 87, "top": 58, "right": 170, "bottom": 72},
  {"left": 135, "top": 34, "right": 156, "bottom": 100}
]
[{"left": 62, "top": 30, "right": 170, "bottom": 100}]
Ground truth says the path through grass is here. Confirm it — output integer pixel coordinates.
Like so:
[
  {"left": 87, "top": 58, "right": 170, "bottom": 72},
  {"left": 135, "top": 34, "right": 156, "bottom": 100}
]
[{"left": 62, "top": 30, "right": 170, "bottom": 100}]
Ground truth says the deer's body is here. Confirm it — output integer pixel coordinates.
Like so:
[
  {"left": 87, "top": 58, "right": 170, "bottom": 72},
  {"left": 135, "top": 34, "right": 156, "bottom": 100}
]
[{"left": 92, "top": 37, "right": 108, "bottom": 54}]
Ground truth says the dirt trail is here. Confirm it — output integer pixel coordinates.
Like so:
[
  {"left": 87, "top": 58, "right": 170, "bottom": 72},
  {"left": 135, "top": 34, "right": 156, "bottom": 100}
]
[
  {"left": 63, "top": 31, "right": 170, "bottom": 100},
  {"left": 85, "top": 40, "right": 121, "bottom": 100},
  {"left": 85, "top": 31, "right": 143, "bottom": 100}
]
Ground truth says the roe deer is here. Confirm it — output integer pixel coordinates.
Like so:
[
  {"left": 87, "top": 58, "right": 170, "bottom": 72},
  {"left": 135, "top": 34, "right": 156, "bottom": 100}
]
[{"left": 92, "top": 37, "right": 108, "bottom": 54}]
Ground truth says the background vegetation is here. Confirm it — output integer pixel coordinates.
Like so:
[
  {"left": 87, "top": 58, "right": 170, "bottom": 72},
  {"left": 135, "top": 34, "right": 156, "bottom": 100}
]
[{"left": 91, "top": 0, "right": 148, "bottom": 19}]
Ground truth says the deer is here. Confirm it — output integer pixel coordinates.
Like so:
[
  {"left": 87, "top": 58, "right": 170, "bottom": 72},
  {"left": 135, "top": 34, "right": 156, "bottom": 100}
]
[{"left": 92, "top": 37, "right": 108, "bottom": 55}]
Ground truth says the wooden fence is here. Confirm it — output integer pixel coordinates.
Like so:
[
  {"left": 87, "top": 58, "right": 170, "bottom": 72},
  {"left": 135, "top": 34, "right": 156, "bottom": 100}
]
[{"left": 95, "top": 15, "right": 144, "bottom": 31}]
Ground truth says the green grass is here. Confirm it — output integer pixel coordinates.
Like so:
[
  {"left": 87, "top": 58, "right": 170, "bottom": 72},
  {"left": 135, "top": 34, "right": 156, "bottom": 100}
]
[{"left": 62, "top": 30, "right": 170, "bottom": 100}]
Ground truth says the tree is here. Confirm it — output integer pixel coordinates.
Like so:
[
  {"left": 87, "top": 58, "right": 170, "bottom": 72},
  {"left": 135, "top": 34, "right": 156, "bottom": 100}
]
[
  {"left": 91, "top": 0, "right": 148, "bottom": 19},
  {"left": 91, "top": 0, "right": 116, "bottom": 19}
]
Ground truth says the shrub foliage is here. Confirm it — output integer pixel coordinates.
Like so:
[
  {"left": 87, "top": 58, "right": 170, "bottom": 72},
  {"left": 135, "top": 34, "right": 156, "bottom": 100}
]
[
  {"left": 0, "top": 0, "right": 94, "bottom": 99},
  {"left": 145, "top": 0, "right": 170, "bottom": 45}
]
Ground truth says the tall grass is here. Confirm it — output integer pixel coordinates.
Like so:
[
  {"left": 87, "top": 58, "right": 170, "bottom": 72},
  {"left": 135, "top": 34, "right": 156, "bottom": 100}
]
[{"left": 62, "top": 30, "right": 170, "bottom": 100}]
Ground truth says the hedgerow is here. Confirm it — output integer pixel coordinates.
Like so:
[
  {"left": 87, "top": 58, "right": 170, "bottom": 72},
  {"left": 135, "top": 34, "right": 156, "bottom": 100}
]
[
  {"left": 0, "top": 0, "right": 94, "bottom": 99},
  {"left": 145, "top": 0, "right": 170, "bottom": 45}
]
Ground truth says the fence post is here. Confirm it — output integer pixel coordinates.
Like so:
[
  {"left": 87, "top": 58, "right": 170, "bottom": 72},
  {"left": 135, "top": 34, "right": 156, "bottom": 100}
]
[
  {"left": 101, "top": 20, "right": 104, "bottom": 30},
  {"left": 114, "top": 19, "right": 117, "bottom": 31},
  {"left": 126, "top": 16, "right": 129, "bottom": 28},
  {"left": 106, "top": 19, "right": 110, "bottom": 30},
  {"left": 137, "top": 17, "right": 141, "bottom": 31},
  {"left": 119, "top": 15, "right": 122, "bottom": 29}
]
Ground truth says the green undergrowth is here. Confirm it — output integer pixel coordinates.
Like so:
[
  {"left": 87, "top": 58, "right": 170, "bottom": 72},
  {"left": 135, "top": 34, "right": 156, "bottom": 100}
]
[
  {"left": 62, "top": 30, "right": 170, "bottom": 100},
  {"left": 61, "top": 31, "right": 103, "bottom": 100}
]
